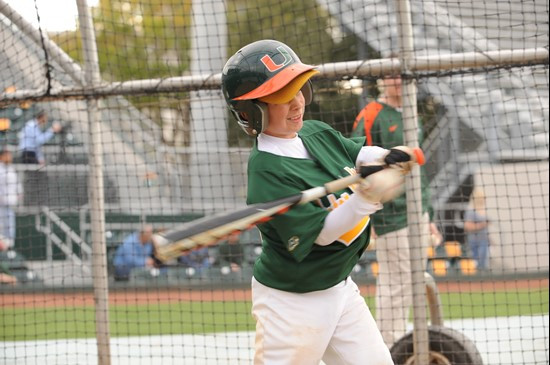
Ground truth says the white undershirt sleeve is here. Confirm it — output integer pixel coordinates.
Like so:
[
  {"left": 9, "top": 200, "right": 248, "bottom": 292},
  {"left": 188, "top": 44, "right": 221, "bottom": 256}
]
[{"left": 315, "top": 194, "right": 382, "bottom": 246}]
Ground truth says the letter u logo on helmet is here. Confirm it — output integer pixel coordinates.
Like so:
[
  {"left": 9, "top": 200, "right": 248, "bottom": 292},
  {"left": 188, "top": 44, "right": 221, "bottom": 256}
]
[
  {"left": 261, "top": 46, "right": 292, "bottom": 72},
  {"left": 221, "top": 39, "right": 318, "bottom": 136}
]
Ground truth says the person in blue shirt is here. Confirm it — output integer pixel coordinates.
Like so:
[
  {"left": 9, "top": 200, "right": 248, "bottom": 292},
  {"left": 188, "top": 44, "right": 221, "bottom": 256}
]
[
  {"left": 18, "top": 109, "right": 62, "bottom": 165},
  {"left": 464, "top": 187, "right": 491, "bottom": 271},
  {"left": 177, "top": 246, "right": 211, "bottom": 274},
  {"left": 113, "top": 225, "right": 158, "bottom": 280}
]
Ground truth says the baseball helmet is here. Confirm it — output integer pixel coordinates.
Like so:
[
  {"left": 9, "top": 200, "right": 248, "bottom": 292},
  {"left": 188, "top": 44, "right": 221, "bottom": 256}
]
[{"left": 221, "top": 39, "right": 319, "bottom": 136}]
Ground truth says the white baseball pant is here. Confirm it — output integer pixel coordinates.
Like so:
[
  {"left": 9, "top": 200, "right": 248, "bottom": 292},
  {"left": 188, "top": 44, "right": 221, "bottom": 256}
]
[
  {"left": 252, "top": 276, "right": 393, "bottom": 365},
  {"left": 375, "top": 213, "right": 430, "bottom": 347}
]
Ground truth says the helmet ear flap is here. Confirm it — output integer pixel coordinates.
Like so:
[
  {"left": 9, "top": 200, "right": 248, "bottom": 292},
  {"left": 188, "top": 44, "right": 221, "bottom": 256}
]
[
  {"left": 232, "top": 101, "right": 269, "bottom": 136},
  {"left": 301, "top": 80, "right": 314, "bottom": 105}
]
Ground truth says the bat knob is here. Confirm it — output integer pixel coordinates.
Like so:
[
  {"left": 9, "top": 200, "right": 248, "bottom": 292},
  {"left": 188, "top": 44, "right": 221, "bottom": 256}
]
[
  {"left": 412, "top": 147, "right": 425, "bottom": 166},
  {"left": 153, "top": 233, "right": 169, "bottom": 247},
  {"left": 152, "top": 234, "right": 171, "bottom": 263}
]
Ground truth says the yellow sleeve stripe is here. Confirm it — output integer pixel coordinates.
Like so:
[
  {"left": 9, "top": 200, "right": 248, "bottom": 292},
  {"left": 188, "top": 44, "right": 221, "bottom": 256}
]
[{"left": 337, "top": 216, "right": 370, "bottom": 246}]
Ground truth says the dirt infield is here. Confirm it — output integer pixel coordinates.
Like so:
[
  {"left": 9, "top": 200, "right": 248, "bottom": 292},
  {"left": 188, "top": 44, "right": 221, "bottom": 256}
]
[{"left": 0, "top": 277, "right": 547, "bottom": 308}]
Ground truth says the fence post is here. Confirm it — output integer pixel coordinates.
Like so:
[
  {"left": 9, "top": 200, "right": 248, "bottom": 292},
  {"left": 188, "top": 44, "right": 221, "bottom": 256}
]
[
  {"left": 394, "top": 0, "right": 430, "bottom": 364},
  {"left": 75, "top": 1, "right": 111, "bottom": 364}
]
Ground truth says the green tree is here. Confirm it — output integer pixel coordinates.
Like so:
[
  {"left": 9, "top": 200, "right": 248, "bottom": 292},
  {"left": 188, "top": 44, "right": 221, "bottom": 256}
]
[
  {"left": 226, "top": 0, "right": 346, "bottom": 65},
  {"left": 52, "top": 0, "right": 367, "bottom": 145},
  {"left": 92, "top": 0, "right": 192, "bottom": 81}
]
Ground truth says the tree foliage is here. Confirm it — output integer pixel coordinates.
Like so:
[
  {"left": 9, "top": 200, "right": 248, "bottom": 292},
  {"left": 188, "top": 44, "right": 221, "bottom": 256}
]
[
  {"left": 53, "top": 0, "right": 361, "bottom": 83},
  {"left": 51, "top": 0, "right": 367, "bottom": 145},
  {"left": 92, "top": 0, "right": 192, "bottom": 81},
  {"left": 226, "top": 0, "right": 355, "bottom": 66}
]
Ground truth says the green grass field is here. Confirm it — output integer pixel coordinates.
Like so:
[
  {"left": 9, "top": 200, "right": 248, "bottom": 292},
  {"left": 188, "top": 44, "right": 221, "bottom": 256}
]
[{"left": 1, "top": 288, "right": 547, "bottom": 341}]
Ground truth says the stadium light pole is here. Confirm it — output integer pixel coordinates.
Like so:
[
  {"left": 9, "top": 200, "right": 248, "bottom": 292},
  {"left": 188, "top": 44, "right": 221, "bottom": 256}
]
[
  {"left": 76, "top": 0, "right": 111, "bottom": 364},
  {"left": 394, "top": 0, "right": 430, "bottom": 364}
]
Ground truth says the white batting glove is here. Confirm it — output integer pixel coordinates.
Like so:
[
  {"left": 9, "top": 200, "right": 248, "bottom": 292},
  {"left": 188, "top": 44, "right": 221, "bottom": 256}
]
[{"left": 355, "top": 164, "right": 406, "bottom": 203}]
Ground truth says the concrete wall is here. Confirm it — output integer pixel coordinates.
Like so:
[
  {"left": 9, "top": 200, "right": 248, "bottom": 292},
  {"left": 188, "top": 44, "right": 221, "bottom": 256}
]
[{"left": 476, "top": 161, "right": 549, "bottom": 272}]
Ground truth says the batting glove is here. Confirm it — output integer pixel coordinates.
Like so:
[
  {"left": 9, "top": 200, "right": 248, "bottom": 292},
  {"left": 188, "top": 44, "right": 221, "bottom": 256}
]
[
  {"left": 382, "top": 146, "right": 425, "bottom": 175},
  {"left": 355, "top": 164, "right": 405, "bottom": 203}
]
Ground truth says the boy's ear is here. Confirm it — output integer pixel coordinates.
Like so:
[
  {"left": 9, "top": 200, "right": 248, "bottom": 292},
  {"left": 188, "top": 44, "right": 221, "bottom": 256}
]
[{"left": 239, "top": 112, "right": 249, "bottom": 121}]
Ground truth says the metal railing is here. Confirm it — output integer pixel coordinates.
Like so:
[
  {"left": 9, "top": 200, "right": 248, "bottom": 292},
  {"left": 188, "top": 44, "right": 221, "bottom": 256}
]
[{"left": 34, "top": 206, "right": 91, "bottom": 274}]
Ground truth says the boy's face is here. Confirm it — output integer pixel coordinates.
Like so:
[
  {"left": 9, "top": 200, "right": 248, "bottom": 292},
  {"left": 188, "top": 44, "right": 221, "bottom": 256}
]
[{"left": 262, "top": 91, "right": 306, "bottom": 139}]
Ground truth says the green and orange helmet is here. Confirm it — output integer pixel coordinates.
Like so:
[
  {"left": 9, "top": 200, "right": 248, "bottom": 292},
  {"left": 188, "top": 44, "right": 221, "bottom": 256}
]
[{"left": 221, "top": 39, "right": 319, "bottom": 136}]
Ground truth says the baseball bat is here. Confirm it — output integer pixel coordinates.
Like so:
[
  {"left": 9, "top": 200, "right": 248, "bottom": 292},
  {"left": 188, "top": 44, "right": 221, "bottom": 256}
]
[
  {"left": 154, "top": 172, "right": 365, "bottom": 262},
  {"left": 154, "top": 148, "right": 425, "bottom": 262}
]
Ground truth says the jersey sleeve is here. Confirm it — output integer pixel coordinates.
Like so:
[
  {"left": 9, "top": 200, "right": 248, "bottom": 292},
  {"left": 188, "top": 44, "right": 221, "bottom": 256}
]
[
  {"left": 248, "top": 170, "right": 328, "bottom": 263},
  {"left": 349, "top": 135, "right": 366, "bottom": 145},
  {"left": 329, "top": 126, "right": 364, "bottom": 164}
]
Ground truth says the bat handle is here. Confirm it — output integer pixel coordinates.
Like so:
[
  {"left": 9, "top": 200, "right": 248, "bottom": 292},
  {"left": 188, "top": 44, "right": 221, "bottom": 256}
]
[
  {"left": 323, "top": 174, "right": 363, "bottom": 194},
  {"left": 299, "top": 174, "right": 363, "bottom": 204},
  {"left": 322, "top": 163, "right": 390, "bottom": 196}
]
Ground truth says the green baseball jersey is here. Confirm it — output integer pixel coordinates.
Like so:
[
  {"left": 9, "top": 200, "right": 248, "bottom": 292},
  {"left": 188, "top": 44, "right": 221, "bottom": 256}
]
[
  {"left": 247, "top": 120, "right": 371, "bottom": 293},
  {"left": 351, "top": 101, "right": 433, "bottom": 235}
]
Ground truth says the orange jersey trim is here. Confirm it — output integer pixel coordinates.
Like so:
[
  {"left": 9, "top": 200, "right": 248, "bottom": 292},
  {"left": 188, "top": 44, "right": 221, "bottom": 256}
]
[{"left": 353, "top": 101, "right": 384, "bottom": 146}]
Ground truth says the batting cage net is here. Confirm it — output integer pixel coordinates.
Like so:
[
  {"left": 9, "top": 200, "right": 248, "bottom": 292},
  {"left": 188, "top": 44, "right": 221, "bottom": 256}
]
[{"left": 0, "top": 0, "right": 548, "bottom": 364}]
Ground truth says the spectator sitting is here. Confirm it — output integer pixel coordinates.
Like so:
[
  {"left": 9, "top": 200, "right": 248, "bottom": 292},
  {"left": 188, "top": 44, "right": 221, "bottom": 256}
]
[
  {"left": 178, "top": 246, "right": 211, "bottom": 275},
  {"left": 112, "top": 225, "right": 157, "bottom": 281},
  {"left": 18, "top": 109, "right": 62, "bottom": 165},
  {"left": 216, "top": 231, "right": 245, "bottom": 273}
]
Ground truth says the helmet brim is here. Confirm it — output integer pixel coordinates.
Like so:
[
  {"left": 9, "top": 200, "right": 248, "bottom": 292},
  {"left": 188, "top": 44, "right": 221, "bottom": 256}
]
[
  {"left": 233, "top": 63, "right": 317, "bottom": 102},
  {"left": 258, "top": 69, "right": 319, "bottom": 104}
]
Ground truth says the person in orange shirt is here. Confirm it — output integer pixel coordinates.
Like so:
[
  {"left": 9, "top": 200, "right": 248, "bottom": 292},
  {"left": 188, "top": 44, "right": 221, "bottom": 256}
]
[{"left": 352, "top": 70, "right": 442, "bottom": 347}]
